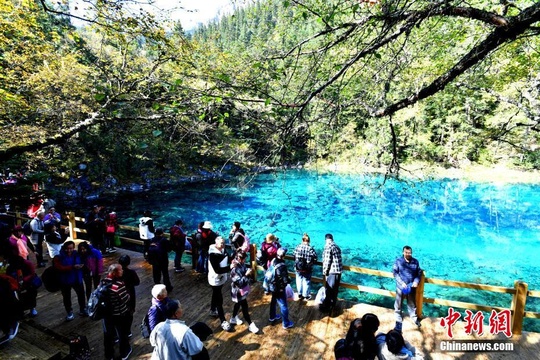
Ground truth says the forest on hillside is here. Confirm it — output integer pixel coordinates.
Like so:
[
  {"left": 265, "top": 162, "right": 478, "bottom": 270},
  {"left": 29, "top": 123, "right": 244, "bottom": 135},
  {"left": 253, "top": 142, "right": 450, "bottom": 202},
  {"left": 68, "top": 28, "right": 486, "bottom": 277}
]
[{"left": 1, "top": 0, "right": 539, "bottom": 192}]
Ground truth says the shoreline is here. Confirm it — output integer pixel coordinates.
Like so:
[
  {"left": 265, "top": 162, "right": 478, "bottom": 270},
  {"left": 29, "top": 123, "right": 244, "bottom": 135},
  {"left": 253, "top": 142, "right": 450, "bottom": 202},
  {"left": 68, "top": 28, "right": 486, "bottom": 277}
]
[{"left": 307, "top": 161, "right": 540, "bottom": 184}]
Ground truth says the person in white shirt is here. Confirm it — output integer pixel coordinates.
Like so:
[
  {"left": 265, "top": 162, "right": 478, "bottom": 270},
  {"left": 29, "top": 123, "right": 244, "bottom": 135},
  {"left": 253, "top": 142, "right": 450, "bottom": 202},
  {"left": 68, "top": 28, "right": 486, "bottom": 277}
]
[{"left": 150, "top": 299, "right": 205, "bottom": 360}]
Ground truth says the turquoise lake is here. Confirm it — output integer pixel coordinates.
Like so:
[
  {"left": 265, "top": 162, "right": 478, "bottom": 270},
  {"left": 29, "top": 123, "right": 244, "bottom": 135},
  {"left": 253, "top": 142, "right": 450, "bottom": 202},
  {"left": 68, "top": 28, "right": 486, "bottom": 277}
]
[{"left": 111, "top": 170, "right": 540, "bottom": 331}]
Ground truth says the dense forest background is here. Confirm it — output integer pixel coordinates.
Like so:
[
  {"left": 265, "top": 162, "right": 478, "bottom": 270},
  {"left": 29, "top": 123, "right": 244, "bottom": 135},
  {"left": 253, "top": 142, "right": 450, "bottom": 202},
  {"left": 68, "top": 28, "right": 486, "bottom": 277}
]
[{"left": 1, "top": 0, "right": 539, "bottom": 194}]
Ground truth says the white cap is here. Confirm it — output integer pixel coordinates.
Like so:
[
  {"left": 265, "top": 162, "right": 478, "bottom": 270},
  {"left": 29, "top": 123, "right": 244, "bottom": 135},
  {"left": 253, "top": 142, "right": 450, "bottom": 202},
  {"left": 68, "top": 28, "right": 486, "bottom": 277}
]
[{"left": 202, "top": 221, "right": 213, "bottom": 229}]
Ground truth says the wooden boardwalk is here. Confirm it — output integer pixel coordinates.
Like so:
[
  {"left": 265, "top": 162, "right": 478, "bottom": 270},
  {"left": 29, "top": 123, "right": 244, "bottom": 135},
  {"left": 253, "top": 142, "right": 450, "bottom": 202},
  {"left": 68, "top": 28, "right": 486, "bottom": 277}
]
[{"left": 1, "top": 248, "right": 539, "bottom": 360}]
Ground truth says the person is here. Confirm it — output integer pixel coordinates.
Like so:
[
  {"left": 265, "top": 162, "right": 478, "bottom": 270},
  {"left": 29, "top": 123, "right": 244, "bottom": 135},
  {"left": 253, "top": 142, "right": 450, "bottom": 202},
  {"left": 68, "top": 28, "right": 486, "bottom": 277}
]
[
  {"left": 139, "top": 210, "right": 155, "bottom": 260},
  {"left": 194, "top": 222, "right": 205, "bottom": 273},
  {"left": 293, "top": 233, "right": 318, "bottom": 300},
  {"left": 53, "top": 240, "right": 87, "bottom": 320},
  {"left": 229, "top": 221, "right": 250, "bottom": 253},
  {"left": 44, "top": 222, "right": 63, "bottom": 258},
  {"left": 0, "top": 274, "right": 22, "bottom": 345},
  {"left": 78, "top": 241, "right": 104, "bottom": 303},
  {"left": 30, "top": 210, "right": 46, "bottom": 267},
  {"left": 101, "top": 263, "right": 132, "bottom": 360},
  {"left": 198, "top": 221, "right": 217, "bottom": 274},
  {"left": 8, "top": 225, "right": 33, "bottom": 261},
  {"left": 393, "top": 246, "right": 422, "bottom": 329},
  {"left": 229, "top": 249, "right": 259, "bottom": 333},
  {"left": 208, "top": 236, "right": 231, "bottom": 331},
  {"left": 148, "top": 284, "right": 170, "bottom": 332},
  {"left": 170, "top": 219, "right": 187, "bottom": 273},
  {"left": 260, "top": 233, "right": 280, "bottom": 270},
  {"left": 268, "top": 247, "right": 294, "bottom": 329},
  {"left": 43, "top": 206, "right": 62, "bottom": 231},
  {"left": 85, "top": 205, "right": 106, "bottom": 253},
  {"left": 119, "top": 254, "right": 140, "bottom": 335},
  {"left": 320, "top": 233, "right": 342, "bottom": 313},
  {"left": 27, "top": 195, "right": 44, "bottom": 219},
  {"left": 148, "top": 227, "right": 173, "bottom": 293},
  {"left": 147, "top": 284, "right": 170, "bottom": 331},
  {"left": 104, "top": 210, "right": 118, "bottom": 254},
  {"left": 376, "top": 329, "right": 424, "bottom": 360},
  {"left": 149, "top": 299, "right": 205, "bottom": 360},
  {"left": 335, "top": 313, "right": 380, "bottom": 360},
  {"left": 6, "top": 255, "right": 39, "bottom": 317},
  {"left": 41, "top": 193, "right": 56, "bottom": 212}
]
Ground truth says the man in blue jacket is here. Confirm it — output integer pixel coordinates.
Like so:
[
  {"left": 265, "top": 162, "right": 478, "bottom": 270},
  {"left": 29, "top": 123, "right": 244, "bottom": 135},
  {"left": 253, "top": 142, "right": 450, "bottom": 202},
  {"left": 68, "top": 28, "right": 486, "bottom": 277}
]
[{"left": 393, "top": 245, "right": 422, "bottom": 329}]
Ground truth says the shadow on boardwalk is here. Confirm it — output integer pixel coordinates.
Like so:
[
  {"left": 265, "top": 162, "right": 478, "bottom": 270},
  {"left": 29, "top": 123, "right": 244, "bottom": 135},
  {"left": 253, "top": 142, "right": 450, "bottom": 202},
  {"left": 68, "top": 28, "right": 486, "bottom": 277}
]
[{"left": 1, "top": 248, "right": 539, "bottom": 359}]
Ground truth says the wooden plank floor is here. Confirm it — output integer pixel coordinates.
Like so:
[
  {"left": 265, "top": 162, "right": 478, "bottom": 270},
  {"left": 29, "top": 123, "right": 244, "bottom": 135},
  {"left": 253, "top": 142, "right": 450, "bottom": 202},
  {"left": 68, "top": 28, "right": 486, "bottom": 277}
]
[{"left": 1, "top": 248, "right": 539, "bottom": 360}]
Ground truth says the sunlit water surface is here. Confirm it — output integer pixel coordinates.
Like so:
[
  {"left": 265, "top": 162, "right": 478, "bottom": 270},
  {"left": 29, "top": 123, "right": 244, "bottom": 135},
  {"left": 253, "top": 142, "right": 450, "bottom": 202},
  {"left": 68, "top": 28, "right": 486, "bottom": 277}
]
[{"left": 108, "top": 170, "right": 540, "bottom": 331}]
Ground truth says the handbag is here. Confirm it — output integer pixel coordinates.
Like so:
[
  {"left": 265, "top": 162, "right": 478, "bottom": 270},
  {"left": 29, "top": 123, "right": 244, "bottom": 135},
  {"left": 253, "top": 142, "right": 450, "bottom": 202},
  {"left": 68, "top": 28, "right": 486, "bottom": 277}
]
[
  {"left": 30, "top": 274, "right": 43, "bottom": 289},
  {"left": 285, "top": 284, "right": 294, "bottom": 301},
  {"left": 68, "top": 335, "right": 90, "bottom": 360},
  {"left": 114, "top": 234, "right": 121, "bottom": 247},
  {"left": 239, "top": 284, "right": 250, "bottom": 297}
]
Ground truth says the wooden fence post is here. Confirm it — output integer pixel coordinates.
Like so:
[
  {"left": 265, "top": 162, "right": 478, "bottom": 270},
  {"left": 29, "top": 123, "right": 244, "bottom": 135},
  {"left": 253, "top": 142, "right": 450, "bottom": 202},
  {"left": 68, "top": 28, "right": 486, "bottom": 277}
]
[
  {"left": 250, "top": 243, "right": 258, "bottom": 282},
  {"left": 416, "top": 271, "right": 426, "bottom": 319},
  {"left": 511, "top": 280, "right": 528, "bottom": 336},
  {"left": 191, "top": 241, "right": 198, "bottom": 269},
  {"left": 68, "top": 211, "right": 77, "bottom": 240}
]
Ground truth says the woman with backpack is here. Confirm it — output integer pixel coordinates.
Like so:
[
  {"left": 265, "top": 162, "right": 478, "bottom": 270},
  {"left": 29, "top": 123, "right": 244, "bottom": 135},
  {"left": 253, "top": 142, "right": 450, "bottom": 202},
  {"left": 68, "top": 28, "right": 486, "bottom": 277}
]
[
  {"left": 293, "top": 233, "right": 318, "bottom": 301},
  {"left": 260, "top": 233, "right": 280, "bottom": 270},
  {"left": 268, "top": 247, "right": 294, "bottom": 330}
]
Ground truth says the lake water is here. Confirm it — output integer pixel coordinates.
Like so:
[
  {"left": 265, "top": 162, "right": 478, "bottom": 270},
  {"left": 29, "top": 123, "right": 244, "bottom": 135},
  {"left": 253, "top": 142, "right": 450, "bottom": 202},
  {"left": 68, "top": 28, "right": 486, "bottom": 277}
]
[{"left": 110, "top": 170, "right": 540, "bottom": 331}]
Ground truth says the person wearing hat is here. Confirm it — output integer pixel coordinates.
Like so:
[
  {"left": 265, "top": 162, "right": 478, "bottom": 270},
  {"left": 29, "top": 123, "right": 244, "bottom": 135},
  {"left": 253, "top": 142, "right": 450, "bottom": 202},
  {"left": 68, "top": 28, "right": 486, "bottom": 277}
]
[
  {"left": 198, "top": 221, "right": 217, "bottom": 275},
  {"left": 320, "top": 233, "right": 342, "bottom": 313},
  {"left": 268, "top": 246, "right": 294, "bottom": 329}
]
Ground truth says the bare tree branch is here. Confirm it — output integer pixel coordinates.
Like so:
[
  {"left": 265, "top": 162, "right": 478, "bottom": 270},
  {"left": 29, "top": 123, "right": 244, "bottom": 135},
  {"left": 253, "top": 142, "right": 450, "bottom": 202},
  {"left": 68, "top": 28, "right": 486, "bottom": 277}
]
[{"left": 374, "top": 2, "right": 540, "bottom": 117}]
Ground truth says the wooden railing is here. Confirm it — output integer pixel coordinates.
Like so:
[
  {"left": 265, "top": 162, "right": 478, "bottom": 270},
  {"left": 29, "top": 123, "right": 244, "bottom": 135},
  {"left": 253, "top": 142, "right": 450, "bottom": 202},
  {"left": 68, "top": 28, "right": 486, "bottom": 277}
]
[{"left": 10, "top": 211, "right": 540, "bottom": 336}]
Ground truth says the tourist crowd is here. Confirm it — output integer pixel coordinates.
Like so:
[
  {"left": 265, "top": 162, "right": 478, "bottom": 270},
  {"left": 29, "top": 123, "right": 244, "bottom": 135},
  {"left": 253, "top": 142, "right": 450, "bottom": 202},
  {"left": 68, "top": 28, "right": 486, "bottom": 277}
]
[{"left": 0, "top": 196, "right": 424, "bottom": 359}]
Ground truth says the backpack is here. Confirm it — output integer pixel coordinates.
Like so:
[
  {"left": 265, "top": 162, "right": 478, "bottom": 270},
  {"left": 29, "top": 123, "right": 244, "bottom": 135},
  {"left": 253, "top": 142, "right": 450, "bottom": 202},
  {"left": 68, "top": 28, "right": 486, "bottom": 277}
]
[
  {"left": 256, "top": 249, "right": 268, "bottom": 267},
  {"left": 295, "top": 257, "right": 311, "bottom": 272},
  {"left": 141, "top": 304, "right": 165, "bottom": 338},
  {"left": 42, "top": 266, "right": 61, "bottom": 292},
  {"left": 140, "top": 313, "right": 151, "bottom": 338},
  {"left": 264, "top": 262, "right": 287, "bottom": 293},
  {"left": 87, "top": 281, "right": 112, "bottom": 321},
  {"left": 22, "top": 220, "right": 32, "bottom": 236}
]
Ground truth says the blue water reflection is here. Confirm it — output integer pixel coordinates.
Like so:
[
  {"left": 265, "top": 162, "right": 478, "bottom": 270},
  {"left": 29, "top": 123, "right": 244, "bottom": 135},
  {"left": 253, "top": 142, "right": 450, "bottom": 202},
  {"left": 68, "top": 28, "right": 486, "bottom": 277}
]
[{"left": 112, "top": 170, "right": 540, "bottom": 330}]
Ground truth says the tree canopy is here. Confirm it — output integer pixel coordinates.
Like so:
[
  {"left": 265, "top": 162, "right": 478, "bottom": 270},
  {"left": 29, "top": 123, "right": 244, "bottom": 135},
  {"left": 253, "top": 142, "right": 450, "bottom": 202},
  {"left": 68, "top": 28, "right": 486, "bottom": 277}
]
[{"left": 1, "top": 0, "right": 539, "bottom": 189}]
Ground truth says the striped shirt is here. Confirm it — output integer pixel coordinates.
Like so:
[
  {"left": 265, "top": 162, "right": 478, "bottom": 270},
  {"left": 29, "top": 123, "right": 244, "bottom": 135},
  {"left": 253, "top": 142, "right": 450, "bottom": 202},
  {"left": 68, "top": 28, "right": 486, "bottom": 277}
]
[
  {"left": 322, "top": 240, "right": 342, "bottom": 275},
  {"left": 293, "top": 243, "right": 318, "bottom": 267},
  {"left": 103, "top": 278, "right": 130, "bottom": 316}
]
